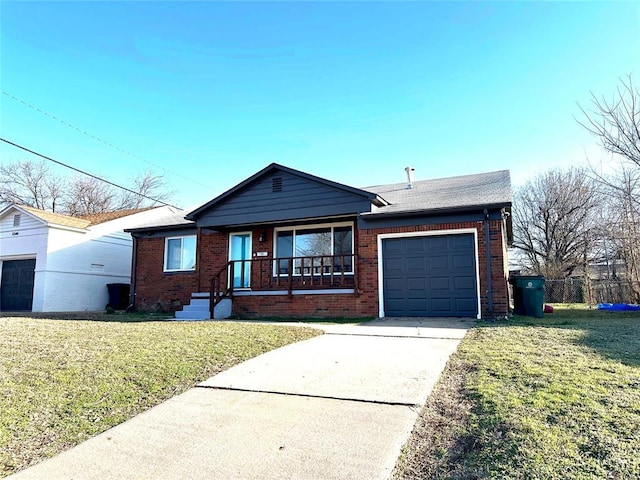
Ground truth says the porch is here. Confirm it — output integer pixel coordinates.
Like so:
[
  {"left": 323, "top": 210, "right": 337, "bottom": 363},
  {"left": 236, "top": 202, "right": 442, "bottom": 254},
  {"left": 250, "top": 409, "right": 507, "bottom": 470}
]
[{"left": 176, "top": 254, "right": 359, "bottom": 320}]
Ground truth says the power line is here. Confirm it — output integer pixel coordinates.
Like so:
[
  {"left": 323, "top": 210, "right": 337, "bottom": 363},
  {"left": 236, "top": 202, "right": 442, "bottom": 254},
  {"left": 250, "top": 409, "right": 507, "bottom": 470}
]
[
  {"left": 1, "top": 90, "right": 211, "bottom": 191},
  {"left": 0, "top": 137, "right": 179, "bottom": 209}
]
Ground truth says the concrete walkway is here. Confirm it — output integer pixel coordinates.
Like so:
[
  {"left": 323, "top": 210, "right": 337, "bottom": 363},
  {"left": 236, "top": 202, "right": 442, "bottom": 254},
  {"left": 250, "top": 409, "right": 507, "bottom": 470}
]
[{"left": 10, "top": 318, "right": 473, "bottom": 480}]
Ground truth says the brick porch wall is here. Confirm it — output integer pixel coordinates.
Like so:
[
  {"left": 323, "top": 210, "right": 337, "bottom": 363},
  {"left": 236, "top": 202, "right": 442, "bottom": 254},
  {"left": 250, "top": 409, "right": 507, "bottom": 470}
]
[
  {"left": 232, "top": 293, "right": 375, "bottom": 318},
  {"left": 133, "top": 219, "right": 509, "bottom": 318}
]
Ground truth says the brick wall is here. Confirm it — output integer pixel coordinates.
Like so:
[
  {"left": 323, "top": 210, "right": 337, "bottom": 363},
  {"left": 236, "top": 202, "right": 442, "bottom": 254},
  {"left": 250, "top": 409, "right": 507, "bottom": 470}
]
[
  {"left": 233, "top": 293, "right": 373, "bottom": 318},
  {"left": 358, "top": 220, "right": 509, "bottom": 319},
  {"left": 132, "top": 218, "right": 510, "bottom": 318},
  {"left": 133, "top": 236, "right": 196, "bottom": 311}
]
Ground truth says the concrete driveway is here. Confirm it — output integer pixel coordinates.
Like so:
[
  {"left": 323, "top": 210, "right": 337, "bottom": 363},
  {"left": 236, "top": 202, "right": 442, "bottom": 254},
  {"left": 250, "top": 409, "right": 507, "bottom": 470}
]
[{"left": 10, "top": 318, "right": 473, "bottom": 480}]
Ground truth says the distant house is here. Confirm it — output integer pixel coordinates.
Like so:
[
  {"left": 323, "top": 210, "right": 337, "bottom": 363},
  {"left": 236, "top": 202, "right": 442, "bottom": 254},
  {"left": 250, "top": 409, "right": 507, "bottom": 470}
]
[
  {"left": 127, "top": 163, "right": 513, "bottom": 320},
  {"left": 0, "top": 204, "right": 183, "bottom": 312}
]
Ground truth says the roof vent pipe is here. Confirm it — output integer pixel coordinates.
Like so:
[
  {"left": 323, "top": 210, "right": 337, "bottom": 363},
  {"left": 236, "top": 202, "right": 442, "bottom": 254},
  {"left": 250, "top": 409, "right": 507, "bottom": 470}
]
[{"left": 405, "top": 166, "right": 415, "bottom": 189}]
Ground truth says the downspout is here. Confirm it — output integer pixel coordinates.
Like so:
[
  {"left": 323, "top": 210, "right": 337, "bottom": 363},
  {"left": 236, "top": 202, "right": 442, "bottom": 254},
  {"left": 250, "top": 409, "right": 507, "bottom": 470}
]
[
  {"left": 129, "top": 234, "right": 138, "bottom": 311},
  {"left": 484, "top": 208, "right": 494, "bottom": 318}
]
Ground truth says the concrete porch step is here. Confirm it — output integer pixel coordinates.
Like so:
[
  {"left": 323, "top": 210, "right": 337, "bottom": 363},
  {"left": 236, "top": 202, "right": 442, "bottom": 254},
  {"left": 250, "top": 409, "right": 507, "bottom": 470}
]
[
  {"left": 174, "top": 294, "right": 232, "bottom": 321},
  {"left": 175, "top": 310, "right": 211, "bottom": 320}
]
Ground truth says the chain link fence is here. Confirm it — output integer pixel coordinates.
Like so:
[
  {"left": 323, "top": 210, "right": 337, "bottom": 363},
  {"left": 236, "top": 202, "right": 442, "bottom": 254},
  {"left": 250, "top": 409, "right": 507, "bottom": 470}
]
[{"left": 543, "top": 278, "right": 640, "bottom": 305}]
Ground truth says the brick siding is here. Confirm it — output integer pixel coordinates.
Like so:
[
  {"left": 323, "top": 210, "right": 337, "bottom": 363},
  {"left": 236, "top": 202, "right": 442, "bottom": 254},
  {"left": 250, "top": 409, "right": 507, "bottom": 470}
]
[
  {"left": 132, "top": 219, "right": 509, "bottom": 318},
  {"left": 132, "top": 236, "right": 197, "bottom": 311}
]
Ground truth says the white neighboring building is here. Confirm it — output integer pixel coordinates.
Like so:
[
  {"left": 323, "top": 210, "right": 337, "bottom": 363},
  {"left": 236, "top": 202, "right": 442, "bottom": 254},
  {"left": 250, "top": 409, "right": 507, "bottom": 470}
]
[{"left": 0, "top": 204, "right": 183, "bottom": 312}]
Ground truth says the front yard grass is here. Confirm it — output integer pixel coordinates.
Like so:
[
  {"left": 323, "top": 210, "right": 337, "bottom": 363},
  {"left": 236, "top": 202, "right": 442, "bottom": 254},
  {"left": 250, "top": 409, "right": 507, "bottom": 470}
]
[
  {"left": 0, "top": 317, "right": 319, "bottom": 477},
  {"left": 394, "top": 306, "right": 640, "bottom": 479}
]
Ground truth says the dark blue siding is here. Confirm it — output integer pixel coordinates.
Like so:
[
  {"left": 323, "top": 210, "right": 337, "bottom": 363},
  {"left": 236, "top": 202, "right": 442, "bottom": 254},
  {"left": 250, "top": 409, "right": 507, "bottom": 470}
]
[{"left": 197, "top": 172, "right": 372, "bottom": 227}]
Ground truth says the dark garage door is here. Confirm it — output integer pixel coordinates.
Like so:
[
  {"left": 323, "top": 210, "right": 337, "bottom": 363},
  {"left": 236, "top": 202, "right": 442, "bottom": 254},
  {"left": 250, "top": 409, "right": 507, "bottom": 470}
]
[
  {"left": 382, "top": 234, "right": 478, "bottom": 317},
  {"left": 1, "top": 259, "right": 36, "bottom": 311}
]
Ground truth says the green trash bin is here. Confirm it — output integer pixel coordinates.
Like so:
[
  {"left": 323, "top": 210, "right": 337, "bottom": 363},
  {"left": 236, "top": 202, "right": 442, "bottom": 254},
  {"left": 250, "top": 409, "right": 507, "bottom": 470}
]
[{"left": 514, "top": 275, "right": 544, "bottom": 318}]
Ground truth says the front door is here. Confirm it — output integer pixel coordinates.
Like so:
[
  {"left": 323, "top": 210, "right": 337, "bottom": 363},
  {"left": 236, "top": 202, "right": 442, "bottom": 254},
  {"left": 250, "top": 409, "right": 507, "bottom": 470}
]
[{"left": 229, "top": 233, "right": 252, "bottom": 288}]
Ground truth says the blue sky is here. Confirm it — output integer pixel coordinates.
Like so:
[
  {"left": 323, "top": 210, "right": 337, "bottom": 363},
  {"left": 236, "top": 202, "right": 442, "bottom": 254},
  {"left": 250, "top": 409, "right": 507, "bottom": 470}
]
[{"left": 1, "top": 1, "right": 639, "bottom": 210}]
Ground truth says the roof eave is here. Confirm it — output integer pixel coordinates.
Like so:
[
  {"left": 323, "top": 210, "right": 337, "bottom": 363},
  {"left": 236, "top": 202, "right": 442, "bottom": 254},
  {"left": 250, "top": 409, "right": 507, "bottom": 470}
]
[
  {"left": 371, "top": 195, "right": 390, "bottom": 207},
  {"left": 360, "top": 201, "right": 512, "bottom": 219},
  {"left": 125, "top": 222, "right": 196, "bottom": 234}
]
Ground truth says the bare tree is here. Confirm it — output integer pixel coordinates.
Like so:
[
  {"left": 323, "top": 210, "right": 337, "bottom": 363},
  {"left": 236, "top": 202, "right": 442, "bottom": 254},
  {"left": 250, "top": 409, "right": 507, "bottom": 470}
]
[
  {"left": 578, "top": 75, "right": 640, "bottom": 301},
  {"left": 578, "top": 75, "right": 640, "bottom": 168},
  {"left": 0, "top": 160, "right": 64, "bottom": 211},
  {"left": 597, "top": 167, "right": 640, "bottom": 301},
  {"left": 0, "top": 159, "right": 173, "bottom": 215},
  {"left": 512, "top": 167, "right": 601, "bottom": 280},
  {"left": 62, "top": 175, "right": 117, "bottom": 215},
  {"left": 117, "top": 170, "right": 174, "bottom": 210}
]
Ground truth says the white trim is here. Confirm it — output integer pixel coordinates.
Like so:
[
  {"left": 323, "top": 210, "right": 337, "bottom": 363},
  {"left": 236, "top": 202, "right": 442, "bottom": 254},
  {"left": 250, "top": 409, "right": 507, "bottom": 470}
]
[
  {"left": 163, "top": 235, "right": 197, "bottom": 272},
  {"left": 274, "top": 220, "right": 354, "bottom": 234},
  {"left": 0, "top": 254, "right": 37, "bottom": 262},
  {"left": 229, "top": 231, "right": 253, "bottom": 288},
  {"left": 48, "top": 224, "right": 89, "bottom": 234},
  {"left": 377, "top": 228, "right": 481, "bottom": 319}
]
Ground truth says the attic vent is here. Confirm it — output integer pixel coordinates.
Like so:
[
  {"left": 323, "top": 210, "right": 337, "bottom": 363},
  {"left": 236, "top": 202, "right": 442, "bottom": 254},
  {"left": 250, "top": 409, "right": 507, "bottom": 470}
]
[
  {"left": 272, "top": 177, "right": 283, "bottom": 192},
  {"left": 13, "top": 214, "right": 21, "bottom": 227}
]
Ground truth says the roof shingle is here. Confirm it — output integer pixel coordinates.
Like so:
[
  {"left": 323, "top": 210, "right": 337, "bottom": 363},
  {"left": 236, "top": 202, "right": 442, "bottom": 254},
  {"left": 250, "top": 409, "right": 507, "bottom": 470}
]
[
  {"left": 363, "top": 170, "right": 512, "bottom": 216},
  {"left": 18, "top": 205, "right": 92, "bottom": 229},
  {"left": 76, "top": 207, "right": 157, "bottom": 226},
  {"left": 10, "top": 205, "right": 161, "bottom": 229}
]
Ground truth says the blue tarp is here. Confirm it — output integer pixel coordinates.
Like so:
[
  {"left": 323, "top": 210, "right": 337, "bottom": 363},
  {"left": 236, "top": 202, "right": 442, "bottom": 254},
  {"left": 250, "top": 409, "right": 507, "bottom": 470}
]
[{"left": 597, "top": 303, "right": 640, "bottom": 311}]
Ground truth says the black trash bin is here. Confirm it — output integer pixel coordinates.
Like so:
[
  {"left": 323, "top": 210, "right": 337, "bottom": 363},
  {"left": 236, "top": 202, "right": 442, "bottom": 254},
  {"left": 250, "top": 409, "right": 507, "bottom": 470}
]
[
  {"left": 511, "top": 275, "right": 544, "bottom": 318},
  {"left": 106, "top": 283, "right": 131, "bottom": 310},
  {"left": 509, "top": 276, "right": 525, "bottom": 315}
]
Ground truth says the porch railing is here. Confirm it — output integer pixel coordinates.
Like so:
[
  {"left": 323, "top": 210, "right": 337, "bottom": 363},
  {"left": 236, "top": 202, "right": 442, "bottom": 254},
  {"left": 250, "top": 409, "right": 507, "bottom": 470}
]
[{"left": 209, "top": 254, "right": 357, "bottom": 318}]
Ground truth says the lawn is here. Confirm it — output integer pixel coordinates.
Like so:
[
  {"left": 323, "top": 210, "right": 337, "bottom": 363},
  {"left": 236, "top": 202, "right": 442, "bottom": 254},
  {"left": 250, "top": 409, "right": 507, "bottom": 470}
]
[
  {"left": 0, "top": 316, "right": 319, "bottom": 477},
  {"left": 394, "top": 306, "right": 640, "bottom": 479}
]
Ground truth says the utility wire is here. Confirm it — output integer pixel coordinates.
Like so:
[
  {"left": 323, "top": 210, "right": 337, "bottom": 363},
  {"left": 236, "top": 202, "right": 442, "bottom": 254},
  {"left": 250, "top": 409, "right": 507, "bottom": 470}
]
[
  {"left": 1, "top": 90, "right": 211, "bottom": 191},
  {"left": 0, "top": 137, "right": 179, "bottom": 208}
]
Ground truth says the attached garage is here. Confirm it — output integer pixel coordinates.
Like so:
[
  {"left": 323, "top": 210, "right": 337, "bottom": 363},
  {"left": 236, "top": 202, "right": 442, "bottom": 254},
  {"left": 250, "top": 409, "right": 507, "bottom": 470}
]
[
  {"left": 0, "top": 259, "right": 36, "bottom": 311},
  {"left": 379, "top": 231, "right": 480, "bottom": 318}
]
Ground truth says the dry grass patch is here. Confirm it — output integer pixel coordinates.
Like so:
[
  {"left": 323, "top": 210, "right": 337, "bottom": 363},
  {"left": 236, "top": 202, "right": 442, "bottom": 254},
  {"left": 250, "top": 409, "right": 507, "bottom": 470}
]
[
  {"left": 0, "top": 317, "right": 319, "bottom": 477},
  {"left": 393, "top": 355, "right": 478, "bottom": 479},
  {"left": 394, "top": 309, "right": 640, "bottom": 479}
]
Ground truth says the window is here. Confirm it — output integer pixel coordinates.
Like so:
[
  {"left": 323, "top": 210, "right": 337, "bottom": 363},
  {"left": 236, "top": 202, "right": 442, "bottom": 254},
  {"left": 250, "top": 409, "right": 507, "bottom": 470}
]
[
  {"left": 13, "top": 214, "right": 21, "bottom": 227},
  {"left": 164, "top": 236, "right": 196, "bottom": 272},
  {"left": 274, "top": 223, "right": 353, "bottom": 275}
]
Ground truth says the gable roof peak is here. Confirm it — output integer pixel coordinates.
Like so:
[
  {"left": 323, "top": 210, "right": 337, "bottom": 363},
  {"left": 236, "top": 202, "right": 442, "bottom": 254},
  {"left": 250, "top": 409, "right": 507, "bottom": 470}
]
[
  {"left": 2, "top": 204, "right": 92, "bottom": 229},
  {"left": 1, "top": 203, "right": 162, "bottom": 229},
  {"left": 185, "top": 163, "right": 387, "bottom": 221}
]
